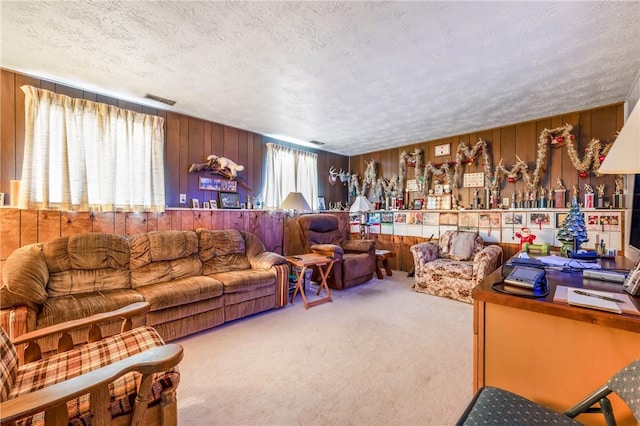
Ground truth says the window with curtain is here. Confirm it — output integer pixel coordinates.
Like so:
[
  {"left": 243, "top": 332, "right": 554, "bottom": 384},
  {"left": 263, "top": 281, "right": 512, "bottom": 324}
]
[
  {"left": 264, "top": 142, "right": 318, "bottom": 210},
  {"left": 19, "top": 85, "right": 165, "bottom": 212}
]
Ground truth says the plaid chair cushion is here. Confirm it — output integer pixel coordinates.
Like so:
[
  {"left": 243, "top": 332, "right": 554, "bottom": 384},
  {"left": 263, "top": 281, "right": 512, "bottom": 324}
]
[
  {"left": 0, "top": 327, "right": 18, "bottom": 402},
  {"left": 7, "top": 326, "right": 180, "bottom": 425}
]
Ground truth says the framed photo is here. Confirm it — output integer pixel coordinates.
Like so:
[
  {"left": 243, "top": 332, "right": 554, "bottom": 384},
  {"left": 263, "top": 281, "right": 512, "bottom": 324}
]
[
  {"left": 211, "top": 200, "right": 218, "bottom": 209},
  {"left": 191, "top": 199, "right": 200, "bottom": 209},
  {"left": 240, "top": 202, "right": 246, "bottom": 209},
  {"left": 556, "top": 212, "right": 568, "bottom": 228},
  {"left": 502, "top": 212, "right": 523, "bottom": 226},
  {"left": 203, "top": 201, "right": 210, "bottom": 209},
  {"left": 459, "top": 212, "right": 479, "bottom": 228},
  {"left": 479, "top": 212, "right": 501, "bottom": 227},
  {"left": 219, "top": 192, "right": 240, "bottom": 209},
  {"left": 318, "top": 196, "right": 326, "bottom": 210},
  {"left": 199, "top": 176, "right": 238, "bottom": 192},
  {"left": 528, "top": 212, "right": 553, "bottom": 229},
  {"left": 413, "top": 199, "right": 422, "bottom": 210}
]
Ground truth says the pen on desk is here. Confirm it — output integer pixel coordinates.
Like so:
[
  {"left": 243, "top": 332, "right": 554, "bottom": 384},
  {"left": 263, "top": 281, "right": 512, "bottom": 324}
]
[{"left": 573, "top": 289, "right": 625, "bottom": 304}]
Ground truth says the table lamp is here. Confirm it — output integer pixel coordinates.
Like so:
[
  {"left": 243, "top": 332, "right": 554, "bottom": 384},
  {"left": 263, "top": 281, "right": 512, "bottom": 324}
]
[
  {"left": 279, "top": 192, "right": 311, "bottom": 255},
  {"left": 350, "top": 195, "right": 374, "bottom": 239},
  {"left": 598, "top": 100, "right": 640, "bottom": 174}
]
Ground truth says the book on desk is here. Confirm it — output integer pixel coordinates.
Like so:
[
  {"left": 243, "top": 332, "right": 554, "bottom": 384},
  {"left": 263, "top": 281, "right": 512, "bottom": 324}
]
[{"left": 553, "top": 285, "right": 640, "bottom": 315}]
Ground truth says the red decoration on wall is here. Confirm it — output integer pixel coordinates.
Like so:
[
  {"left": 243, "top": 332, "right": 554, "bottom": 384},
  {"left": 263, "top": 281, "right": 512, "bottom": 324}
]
[{"left": 579, "top": 171, "right": 588, "bottom": 178}]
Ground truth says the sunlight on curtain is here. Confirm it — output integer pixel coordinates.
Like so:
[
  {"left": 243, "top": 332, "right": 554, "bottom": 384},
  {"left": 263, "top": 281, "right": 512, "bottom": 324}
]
[
  {"left": 264, "top": 142, "right": 318, "bottom": 210},
  {"left": 19, "top": 85, "right": 165, "bottom": 212},
  {"left": 296, "top": 150, "right": 318, "bottom": 210}
]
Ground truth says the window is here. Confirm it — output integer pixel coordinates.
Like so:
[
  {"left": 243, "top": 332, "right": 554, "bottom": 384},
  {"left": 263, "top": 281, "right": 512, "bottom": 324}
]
[
  {"left": 264, "top": 142, "right": 318, "bottom": 210},
  {"left": 19, "top": 85, "right": 165, "bottom": 212}
]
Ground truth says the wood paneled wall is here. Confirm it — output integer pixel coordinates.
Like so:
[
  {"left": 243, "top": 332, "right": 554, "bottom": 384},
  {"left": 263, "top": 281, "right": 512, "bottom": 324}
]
[
  {"left": 349, "top": 104, "right": 625, "bottom": 208},
  {"left": 0, "top": 69, "right": 349, "bottom": 209}
]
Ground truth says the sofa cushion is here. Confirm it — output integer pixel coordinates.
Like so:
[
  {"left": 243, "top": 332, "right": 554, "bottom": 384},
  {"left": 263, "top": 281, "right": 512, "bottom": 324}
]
[
  {"left": 37, "top": 289, "right": 144, "bottom": 329},
  {"left": 43, "top": 234, "right": 131, "bottom": 297},
  {"left": 424, "top": 258, "right": 474, "bottom": 280},
  {"left": 197, "top": 229, "right": 251, "bottom": 274},
  {"left": 448, "top": 231, "right": 479, "bottom": 261},
  {"left": 134, "top": 276, "right": 224, "bottom": 311},
  {"left": 1, "top": 244, "right": 49, "bottom": 308},
  {"left": 129, "top": 231, "right": 202, "bottom": 288},
  {"left": 208, "top": 270, "right": 275, "bottom": 293},
  {"left": 129, "top": 230, "right": 199, "bottom": 269}
]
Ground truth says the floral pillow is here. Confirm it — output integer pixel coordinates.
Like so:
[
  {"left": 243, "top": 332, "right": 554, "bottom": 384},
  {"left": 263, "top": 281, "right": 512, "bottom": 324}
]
[{"left": 448, "top": 231, "right": 478, "bottom": 261}]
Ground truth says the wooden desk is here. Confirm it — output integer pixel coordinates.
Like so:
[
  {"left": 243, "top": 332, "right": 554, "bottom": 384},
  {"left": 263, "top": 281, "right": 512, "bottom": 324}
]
[
  {"left": 473, "top": 256, "right": 640, "bottom": 426},
  {"left": 288, "top": 254, "right": 335, "bottom": 309}
]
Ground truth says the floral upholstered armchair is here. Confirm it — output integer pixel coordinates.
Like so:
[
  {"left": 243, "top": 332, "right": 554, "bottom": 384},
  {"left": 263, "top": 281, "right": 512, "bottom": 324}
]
[{"left": 410, "top": 230, "right": 503, "bottom": 303}]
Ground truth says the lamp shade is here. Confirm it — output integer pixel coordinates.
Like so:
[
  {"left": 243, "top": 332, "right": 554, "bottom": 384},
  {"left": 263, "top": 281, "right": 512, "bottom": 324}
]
[
  {"left": 350, "top": 195, "right": 374, "bottom": 213},
  {"left": 598, "top": 100, "right": 640, "bottom": 174},
  {"left": 279, "top": 192, "right": 311, "bottom": 211}
]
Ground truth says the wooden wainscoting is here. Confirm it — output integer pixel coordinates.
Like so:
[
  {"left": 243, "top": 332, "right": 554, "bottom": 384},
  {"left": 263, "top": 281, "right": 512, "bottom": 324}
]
[{"left": 0, "top": 208, "right": 288, "bottom": 282}]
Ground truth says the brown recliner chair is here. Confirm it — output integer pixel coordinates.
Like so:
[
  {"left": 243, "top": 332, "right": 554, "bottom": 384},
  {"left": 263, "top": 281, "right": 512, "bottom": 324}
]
[{"left": 296, "top": 214, "right": 376, "bottom": 289}]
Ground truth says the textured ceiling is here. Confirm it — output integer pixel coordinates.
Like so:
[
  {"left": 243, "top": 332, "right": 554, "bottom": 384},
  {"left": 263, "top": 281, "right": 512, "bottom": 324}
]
[{"left": 1, "top": 1, "right": 640, "bottom": 156}]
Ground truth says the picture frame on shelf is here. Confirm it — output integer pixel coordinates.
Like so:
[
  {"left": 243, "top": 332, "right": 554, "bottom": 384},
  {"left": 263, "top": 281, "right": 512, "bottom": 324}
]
[
  {"left": 219, "top": 192, "right": 240, "bottom": 209},
  {"left": 318, "top": 196, "right": 326, "bottom": 210},
  {"left": 413, "top": 199, "right": 422, "bottom": 210},
  {"left": 211, "top": 200, "right": 218, "bottom": 209},
  {"left": 240, "top": 202, "right": 246, "bottom": 209},
  {"left": 191, "top": 199, "right": 200, "bottom": 209},
  {"left": 203, "top": 201, "right": 210, "bottom": 209}
]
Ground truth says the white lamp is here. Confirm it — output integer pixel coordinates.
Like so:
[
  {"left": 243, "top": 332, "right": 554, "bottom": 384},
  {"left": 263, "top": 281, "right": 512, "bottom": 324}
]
[
  {"left": 598, "top": 100, "right": 640, "bottom": 174},
  {"left": 349, "top": 195, "right": 374, "bottom": 213},
  {"left": 279, "top": 192, "right": 311, "bottom": 256},
  {"left": 350, "top": 195, "right": 374, "bottom": 239},
  {"left": 279, "top": 192, "right": 311, "bottom": 213}
]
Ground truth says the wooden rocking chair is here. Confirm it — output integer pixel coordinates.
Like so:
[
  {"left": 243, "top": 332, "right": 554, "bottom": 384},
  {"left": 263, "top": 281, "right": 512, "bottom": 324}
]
[{"left": 0, "top": 302, "right": 183, "bottom": 426}]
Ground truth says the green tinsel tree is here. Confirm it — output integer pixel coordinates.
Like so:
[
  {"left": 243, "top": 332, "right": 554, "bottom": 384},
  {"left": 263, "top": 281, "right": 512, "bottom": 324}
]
[{"left": 557, "top": 199, "right": 589, "bottom": 256}]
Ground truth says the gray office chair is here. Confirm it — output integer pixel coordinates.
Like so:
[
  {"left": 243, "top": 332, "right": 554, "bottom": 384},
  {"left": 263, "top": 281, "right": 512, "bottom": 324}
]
[{"left": 456, "top": 359, "right": 640, "bottom": 425}]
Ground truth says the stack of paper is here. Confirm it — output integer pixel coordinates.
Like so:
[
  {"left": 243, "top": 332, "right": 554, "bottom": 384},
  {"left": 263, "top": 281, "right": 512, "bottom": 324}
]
[{"left": 567, "top": 288, "right": 622, "bottom": 314}]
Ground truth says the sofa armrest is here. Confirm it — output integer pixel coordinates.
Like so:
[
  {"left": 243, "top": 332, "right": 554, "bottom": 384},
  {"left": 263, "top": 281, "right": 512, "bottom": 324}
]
[
  {"left": 410, "top": 242, "right": 439, "bottom": 277},
  {"left": 472, "top": 245, "right": 504, "bottom": 284},
  {"left": 310, "top": 244, "right": 344, "bottom": 259},
  {"left": 249, "top": 251, "right": 287, "bottom": 270},
  {"left": 341, "top": 239, "right": 375, "bottom": 254}
]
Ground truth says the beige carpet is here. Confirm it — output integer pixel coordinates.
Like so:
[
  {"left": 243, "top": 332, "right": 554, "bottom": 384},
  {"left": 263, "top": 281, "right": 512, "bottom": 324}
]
[{"left": 175, "top": 272, "right": 473, "bottom": 425}]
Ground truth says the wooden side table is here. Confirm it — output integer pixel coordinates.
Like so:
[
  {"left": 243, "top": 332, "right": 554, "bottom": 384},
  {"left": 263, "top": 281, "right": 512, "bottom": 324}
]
[
  {"left": 375, "top": 249, "right": 396, "bottom": 279},
  {"left": 287, "top": 253, "right": 335, "bottom": 309}
]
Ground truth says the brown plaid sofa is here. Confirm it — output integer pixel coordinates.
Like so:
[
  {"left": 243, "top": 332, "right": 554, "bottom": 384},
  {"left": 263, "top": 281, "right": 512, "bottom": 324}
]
[{"left": 1, "top": 325, "right": 180, "bottom": 425}]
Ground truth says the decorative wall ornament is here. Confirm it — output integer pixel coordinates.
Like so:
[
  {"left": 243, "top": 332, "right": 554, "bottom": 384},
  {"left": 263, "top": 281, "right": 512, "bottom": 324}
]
[
  {"left": 328, "top": 166, "right": 349, "bottom": 186},
  {"left": 189, "top": 155, "right": 252, "bottom": 191}
]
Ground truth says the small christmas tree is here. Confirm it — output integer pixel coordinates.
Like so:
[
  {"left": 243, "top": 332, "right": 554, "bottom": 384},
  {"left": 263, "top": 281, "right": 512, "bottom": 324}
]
[{"left": 557, "top": 199, "right": 589, "bottom": 256}]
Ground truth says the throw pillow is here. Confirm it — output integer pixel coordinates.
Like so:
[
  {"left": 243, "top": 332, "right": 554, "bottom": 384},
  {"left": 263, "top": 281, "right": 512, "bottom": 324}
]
[{"left": 448, "top": 231, "right": 478, "bottom": 261}]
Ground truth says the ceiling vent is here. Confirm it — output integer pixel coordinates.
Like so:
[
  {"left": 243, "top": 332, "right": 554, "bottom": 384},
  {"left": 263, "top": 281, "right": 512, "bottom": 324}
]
[
  {"left": 309, "top": 140, "right": 325, "bottom": 146},
  {"left": 144, "top": 93, "right": 176, "bottom": 106}
]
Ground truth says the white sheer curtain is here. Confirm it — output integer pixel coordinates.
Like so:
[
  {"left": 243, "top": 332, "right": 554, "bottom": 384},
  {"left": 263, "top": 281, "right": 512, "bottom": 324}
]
[
  {"left": 19, "top": 85, "right": 165, "bottom": 212},
  {"left": 264, "top": 142, "right": 318, "bottom": 210}
]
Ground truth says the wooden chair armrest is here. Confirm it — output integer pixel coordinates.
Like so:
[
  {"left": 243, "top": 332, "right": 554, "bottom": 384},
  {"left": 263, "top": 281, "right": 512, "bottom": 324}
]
[
  {"left": 12, "top": 302, "right": 150, "bottom": 346},
  {"left": 0, "top": 343, "right": 183, "bottom": 424}
]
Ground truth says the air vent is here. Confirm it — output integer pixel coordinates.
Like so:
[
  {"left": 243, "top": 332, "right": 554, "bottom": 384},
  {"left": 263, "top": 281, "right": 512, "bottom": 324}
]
[
  {"left": 144, "top": 93, "right": 176, "bottom": 106},
  {"left": 309, "top": 140, "right": 325, "bottom": 146}
]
